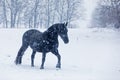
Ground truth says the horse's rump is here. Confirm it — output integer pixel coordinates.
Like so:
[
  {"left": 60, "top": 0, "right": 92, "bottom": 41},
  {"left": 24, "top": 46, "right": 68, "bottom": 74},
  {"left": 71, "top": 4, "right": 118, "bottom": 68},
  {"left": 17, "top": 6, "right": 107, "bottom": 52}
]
[
  {"left": 23, "top": 29, "right": 43, "bottom": 51},
  {"left": 22, "top": 29, "right": 42, "bottom": 43}
]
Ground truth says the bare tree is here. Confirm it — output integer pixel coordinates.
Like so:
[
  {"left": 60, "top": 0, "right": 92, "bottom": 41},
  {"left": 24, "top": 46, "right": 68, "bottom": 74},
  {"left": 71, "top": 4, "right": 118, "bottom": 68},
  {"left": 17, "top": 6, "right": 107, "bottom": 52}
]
[
  {"left": 66, "top": 0, "right": 82, "bottom": 26},
  {"left": 0, "top": 0, "right": 8, "bottom": 28},
  {"left": 6, "top": 0, "right": 27, "bottom": 28},
  {"left": 2, "top": 0, "right": 8, "bottom": 28},
  {"left": 55, "top": 0, "right": 82, "bottom": 26},
  {"left": 23, "top": 0, "right": 45, "bottom": 28},
  {"left": 33, "top": 0, "right": 39, "bottom": 28},
  {"left": 0, "top": 0, "right": 84, "bottom": 28},
  {"left": 91, "top": 0, "right": 120, "bottom": 28}
]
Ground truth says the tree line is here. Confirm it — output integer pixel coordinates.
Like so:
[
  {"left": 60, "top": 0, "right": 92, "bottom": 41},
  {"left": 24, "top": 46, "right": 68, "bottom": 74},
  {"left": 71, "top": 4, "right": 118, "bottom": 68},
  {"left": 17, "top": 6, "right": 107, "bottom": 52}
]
[{"left": 0, "top": 0, "right": 83, "bottom": 28}]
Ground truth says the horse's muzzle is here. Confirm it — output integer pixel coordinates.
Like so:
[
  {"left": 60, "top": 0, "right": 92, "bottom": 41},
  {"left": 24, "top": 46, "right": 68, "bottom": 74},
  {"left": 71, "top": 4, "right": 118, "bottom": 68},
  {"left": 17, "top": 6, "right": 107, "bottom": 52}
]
[
  {"left": 60, "top": 34, "right": 69, "bottom": 44},
  {"left": 64, "top": 38, "right": 69, "bottom": 44}
]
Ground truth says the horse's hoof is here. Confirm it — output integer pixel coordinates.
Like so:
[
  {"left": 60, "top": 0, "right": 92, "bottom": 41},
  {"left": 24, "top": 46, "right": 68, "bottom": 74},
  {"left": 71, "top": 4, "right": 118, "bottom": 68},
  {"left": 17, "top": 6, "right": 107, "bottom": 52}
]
[
  {"left": 56, "top": 66, "right": 61, "bottom": 69},
  {"left": 56, "top": 65, "right": 61, "bottom": 69},
  {"left": 15, "top": 61, "right": 18, "bottom": 65},
  {"left": 15, "top": 61, "right": 21, "bottom": 65},
  {"left": 40, "top": 66, "right": 44, "bottom": 69},
  {"left": 31, "top": 65, "right": 34, "bottom": 67},
  {"left": 14, "top": 60, "right": 19, "bottom": 65},
  {"left": 15, "top": 59, "right": 22, "bottom": 65}
]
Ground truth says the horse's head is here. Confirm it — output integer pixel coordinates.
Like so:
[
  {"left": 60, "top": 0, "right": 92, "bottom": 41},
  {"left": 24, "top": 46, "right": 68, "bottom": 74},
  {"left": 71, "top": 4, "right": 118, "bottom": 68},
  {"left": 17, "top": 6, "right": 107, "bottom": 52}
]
[
  {"left": 58, "top": 22, "right": 69, "bottom": 44},
  {"left": 47, "top": 22, "right": 69, "bottom": 44}
]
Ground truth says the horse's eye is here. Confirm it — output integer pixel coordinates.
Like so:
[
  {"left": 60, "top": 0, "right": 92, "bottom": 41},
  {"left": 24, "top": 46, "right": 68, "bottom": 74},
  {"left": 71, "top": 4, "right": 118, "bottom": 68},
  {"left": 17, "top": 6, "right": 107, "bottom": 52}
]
[
  {"left": 61, "top": 31, "right": 64, "bottom": 33},
  {"left": 64, "top": 28, "right": 68, "bottom": 33}
]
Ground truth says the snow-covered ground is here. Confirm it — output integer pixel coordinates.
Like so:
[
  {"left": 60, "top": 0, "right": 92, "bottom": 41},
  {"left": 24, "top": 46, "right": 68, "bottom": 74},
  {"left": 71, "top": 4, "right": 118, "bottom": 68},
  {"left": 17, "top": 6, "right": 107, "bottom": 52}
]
[{"left": 0, "top": 28, "right": 120, "bottom": 80}]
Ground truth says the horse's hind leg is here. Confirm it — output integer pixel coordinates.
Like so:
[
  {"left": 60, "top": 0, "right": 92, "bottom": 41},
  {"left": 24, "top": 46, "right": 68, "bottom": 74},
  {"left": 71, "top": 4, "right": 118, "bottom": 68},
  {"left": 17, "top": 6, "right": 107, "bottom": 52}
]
[
  {"left": 15, "top": 44, "right": 28, "bottom": 65},
  {"left": 31, "top": 50, "right": 36, "bottom": 67}
]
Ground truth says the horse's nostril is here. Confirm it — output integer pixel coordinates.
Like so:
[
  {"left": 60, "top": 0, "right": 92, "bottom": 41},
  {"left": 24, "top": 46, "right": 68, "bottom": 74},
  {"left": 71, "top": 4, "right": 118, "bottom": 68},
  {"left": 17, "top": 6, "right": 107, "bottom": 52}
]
[
  {"left": 65, "top": 39, "right": 69, "bottom": 44},
  {"left": 63, "top": 37, "right": 69, "bottom": 44}
]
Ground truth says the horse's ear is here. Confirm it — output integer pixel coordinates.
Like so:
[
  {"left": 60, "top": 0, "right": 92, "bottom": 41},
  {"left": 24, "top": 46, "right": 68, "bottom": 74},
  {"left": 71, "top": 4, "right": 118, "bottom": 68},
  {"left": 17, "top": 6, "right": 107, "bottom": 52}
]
[{"left": 64, "top": 22, "right": 68, "bottom": 26}]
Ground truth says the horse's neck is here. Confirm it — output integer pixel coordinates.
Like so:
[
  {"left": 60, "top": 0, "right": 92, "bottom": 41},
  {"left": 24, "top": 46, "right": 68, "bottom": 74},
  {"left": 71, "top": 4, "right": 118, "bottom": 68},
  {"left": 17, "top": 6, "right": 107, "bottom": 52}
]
[{"left": 43, "top": 29, "right": 58, "bottom": 39}]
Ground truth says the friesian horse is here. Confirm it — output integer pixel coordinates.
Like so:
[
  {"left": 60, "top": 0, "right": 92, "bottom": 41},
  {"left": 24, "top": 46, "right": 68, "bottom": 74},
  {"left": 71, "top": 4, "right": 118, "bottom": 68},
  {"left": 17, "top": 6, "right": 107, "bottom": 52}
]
[{"left": 15, "top": 22, "right": 69, "bottom": 69}]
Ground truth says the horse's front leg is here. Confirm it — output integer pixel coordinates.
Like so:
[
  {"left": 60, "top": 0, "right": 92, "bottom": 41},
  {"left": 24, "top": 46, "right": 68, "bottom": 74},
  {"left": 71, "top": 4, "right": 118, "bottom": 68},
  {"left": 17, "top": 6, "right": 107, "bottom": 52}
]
[
  {"left": 51, "top": 49, "right": 61, "bottom": 69},
  {"left": 40, "top": 53, "right": 46, "bottom": 69}
]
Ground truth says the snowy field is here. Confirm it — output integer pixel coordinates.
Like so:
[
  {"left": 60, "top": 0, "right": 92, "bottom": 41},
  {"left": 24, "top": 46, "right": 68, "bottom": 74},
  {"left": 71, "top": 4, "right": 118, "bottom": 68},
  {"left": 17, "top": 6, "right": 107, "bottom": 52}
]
[{"left": 0, "top": 28, "right": 120, "bottom": 80}]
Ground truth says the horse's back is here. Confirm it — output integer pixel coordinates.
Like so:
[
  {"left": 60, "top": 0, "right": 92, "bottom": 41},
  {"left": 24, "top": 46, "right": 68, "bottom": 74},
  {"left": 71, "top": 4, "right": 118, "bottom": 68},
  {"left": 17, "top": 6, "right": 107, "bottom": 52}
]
[{"left": 22, "top": 29, "right": 42, "bottom": 45}]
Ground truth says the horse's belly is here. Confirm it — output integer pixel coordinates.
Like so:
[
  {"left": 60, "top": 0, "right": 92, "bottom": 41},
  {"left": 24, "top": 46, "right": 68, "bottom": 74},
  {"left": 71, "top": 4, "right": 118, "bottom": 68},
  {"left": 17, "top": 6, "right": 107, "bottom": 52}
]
[
  {"left": 30, "top": 41, "right": 58, "bottom": 53},
  {"left": 30, "top": 42, "right": 43, "bottom": 52}
]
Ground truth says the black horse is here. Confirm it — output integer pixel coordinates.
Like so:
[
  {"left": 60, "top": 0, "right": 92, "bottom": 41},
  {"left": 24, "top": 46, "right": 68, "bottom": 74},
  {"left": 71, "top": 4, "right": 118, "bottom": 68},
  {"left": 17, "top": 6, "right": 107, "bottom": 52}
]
[{"left": 15, "top": 22, "right": 69, "bottom": 69}]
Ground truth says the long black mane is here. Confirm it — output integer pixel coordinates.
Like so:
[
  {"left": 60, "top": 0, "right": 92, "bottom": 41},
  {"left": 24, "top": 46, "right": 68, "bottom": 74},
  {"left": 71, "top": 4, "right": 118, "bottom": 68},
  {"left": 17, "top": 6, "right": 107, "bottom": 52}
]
[{"left": 15, "top": 22, "right": 69, "bottom": 69}]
